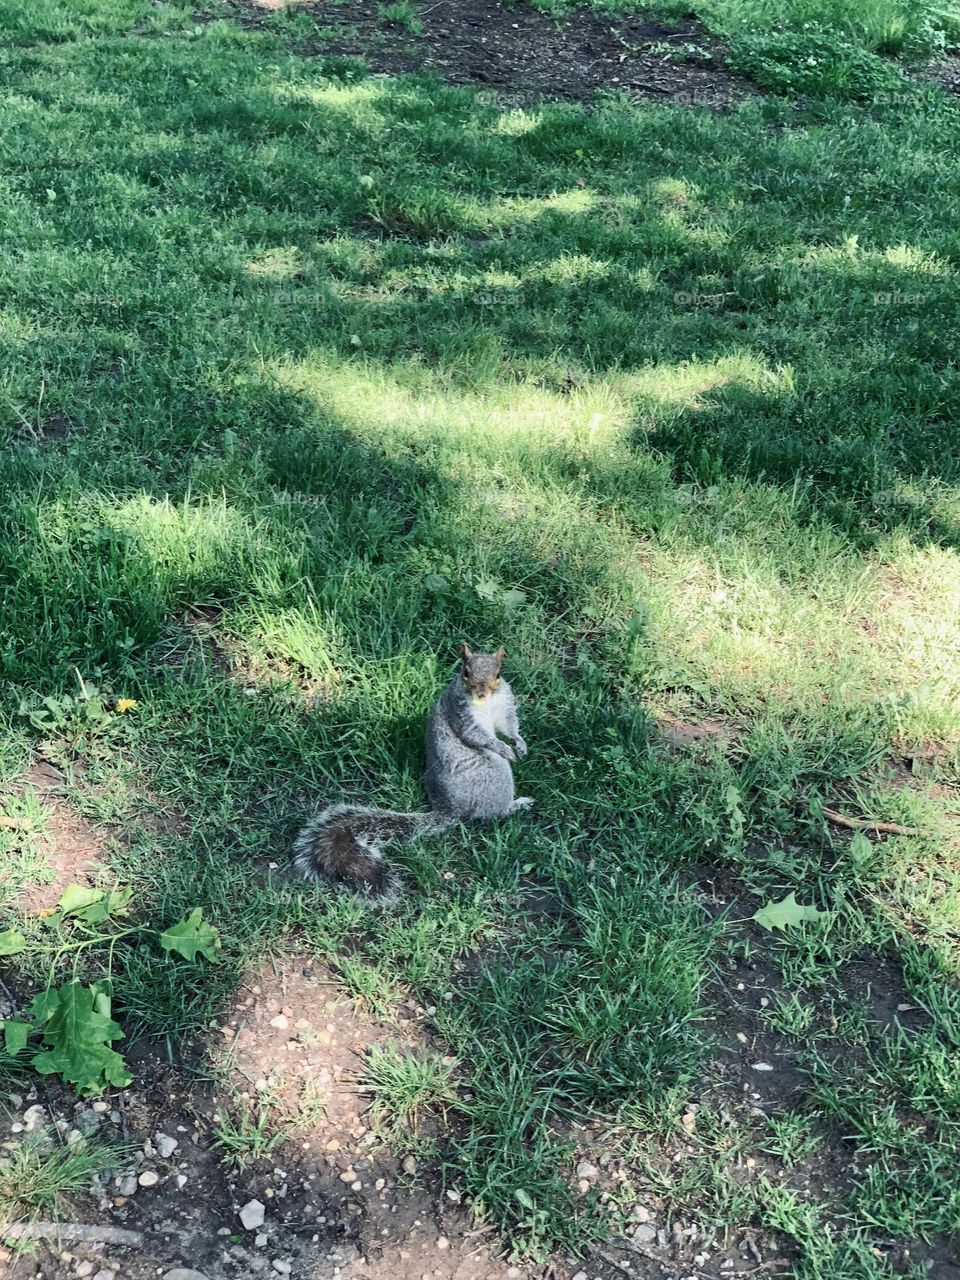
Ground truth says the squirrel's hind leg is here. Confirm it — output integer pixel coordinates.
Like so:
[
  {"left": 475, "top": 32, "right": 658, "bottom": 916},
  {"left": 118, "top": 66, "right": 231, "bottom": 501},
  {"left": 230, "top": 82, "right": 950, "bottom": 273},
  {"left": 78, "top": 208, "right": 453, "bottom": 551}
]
[{"left": 510, "top": 797, "right": 534, "bottom": 813}]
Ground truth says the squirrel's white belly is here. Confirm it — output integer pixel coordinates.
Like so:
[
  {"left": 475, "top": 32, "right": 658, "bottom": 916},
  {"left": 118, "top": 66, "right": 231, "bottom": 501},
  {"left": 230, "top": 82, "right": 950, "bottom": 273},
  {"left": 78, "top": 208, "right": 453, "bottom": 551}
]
[{"left": 470, "top": 689, "right": 508, "bottom": 742}]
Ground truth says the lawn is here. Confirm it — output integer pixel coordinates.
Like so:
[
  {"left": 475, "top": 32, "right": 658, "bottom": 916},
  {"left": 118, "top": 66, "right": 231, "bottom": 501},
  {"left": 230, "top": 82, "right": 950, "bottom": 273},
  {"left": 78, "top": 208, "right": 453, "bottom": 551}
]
[{"left": 1, "top": 0, "right": 960, "bottom": 1276}]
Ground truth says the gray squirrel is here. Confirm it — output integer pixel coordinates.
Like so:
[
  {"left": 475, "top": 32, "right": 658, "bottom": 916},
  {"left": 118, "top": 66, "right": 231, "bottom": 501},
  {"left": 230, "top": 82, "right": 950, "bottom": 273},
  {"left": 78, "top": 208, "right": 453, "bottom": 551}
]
[{"left": 293, "top": 644, "right": 531, "bottom": 900}]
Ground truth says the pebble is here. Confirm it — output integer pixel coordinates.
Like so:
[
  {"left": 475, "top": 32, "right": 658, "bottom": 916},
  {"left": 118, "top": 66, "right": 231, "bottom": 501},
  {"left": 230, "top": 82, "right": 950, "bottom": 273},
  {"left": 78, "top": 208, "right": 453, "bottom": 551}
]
[
  {"left": 93, "top": 1270, "right": 116, "bottom": 1280},
  {"left": 633, "top": 1225, "right": 657, "bottom": 1245},
  {"left": 177, "top": 1174, "right": 188, "bottom": 1189},
  {"left": 629, "top": 1204, "right": 652, "bottom": 1223},
  {"left": 339, "top": 1169, "right": 357, "bottom": 1183},
  {"left": 751, "top": 1062, "right": 774, "bottom": 1072},
  {"left": 271, "top": 1261, "right": 292, "bottom": 1276},
  {"left": 118, "top": 1174, "right": 138, "bottom": 1197},
  {"left": 138, "top": 1170, "right": 160, "bottom": 1187},
  {"left": 401, "top": 1155, "right": 417, "bottom": 1175},
  {"left": 240, "top": 1199, "right": 266, "bottom": 1230},
  {"left": 436, "top": 1237, "right": 449, "bottom": 1251},
  {"left": 91, "top": 1101, "right": 110, "bottom": 1114},
  {"left": 270, "top": 1014, "right": 289, "bottom": 1030},
  {"left": 156, "top": 1133, "right": 179, "bottom": 1158},
  {"left": 255, "top": 1234, "right": 268, "bottom": 1248},
  {"left": 572, "top": 1272, "right": 588, "bottom": 1280},
  {"left": 162, "top": 1271, "right": 211, "bottom": 1280},
  {"left": 576, "top": 1161, "right": 599, "bottom": 1181},
  {"left": 23, "top": 1104, "right": 47, "bottom": 1131},
  {"left": 75, "top": 1264, "right": 94, "bottom": 1278}
]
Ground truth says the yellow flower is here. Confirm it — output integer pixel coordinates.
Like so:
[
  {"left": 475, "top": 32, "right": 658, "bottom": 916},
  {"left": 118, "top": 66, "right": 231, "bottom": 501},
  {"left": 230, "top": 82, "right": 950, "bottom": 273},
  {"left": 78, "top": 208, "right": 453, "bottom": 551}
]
[{"left": 116, "top": 698, "right": 138, "bottom": 714}]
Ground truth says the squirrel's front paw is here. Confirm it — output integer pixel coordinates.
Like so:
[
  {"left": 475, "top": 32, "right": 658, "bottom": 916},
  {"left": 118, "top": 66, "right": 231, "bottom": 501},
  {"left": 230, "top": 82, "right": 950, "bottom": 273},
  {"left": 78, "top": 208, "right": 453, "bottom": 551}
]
[
  {"left": 513, "top": 736, "right": 528, "bottom": 759},
  {"left": 496, "top": 742, "right": 516, "bottom": 762}
]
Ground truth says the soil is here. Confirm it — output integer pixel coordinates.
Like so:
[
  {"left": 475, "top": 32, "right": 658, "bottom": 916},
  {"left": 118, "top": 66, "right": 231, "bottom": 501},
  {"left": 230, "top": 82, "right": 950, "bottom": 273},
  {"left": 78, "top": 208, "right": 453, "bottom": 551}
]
[
  {"left": 12, "top": 763, "right": 108, "bottom": 914},
  {"left": 221, "top": 0, "right": 755, "bottom": 109},
  {"left": 5, "top": 956, "right": 518, "bottom": 1280}
]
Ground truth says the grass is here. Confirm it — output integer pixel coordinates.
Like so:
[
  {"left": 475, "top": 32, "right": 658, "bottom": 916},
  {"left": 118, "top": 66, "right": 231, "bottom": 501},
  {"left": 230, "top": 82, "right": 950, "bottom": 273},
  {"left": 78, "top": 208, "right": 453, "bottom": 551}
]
[
  {"left": 0, "top": 1130, "right": 121, "bottom": 1222},
  {"left": 363, "top": 1043, "right": 458, "bottom": 1136},
  {"left": 0, "top": 0, "right": 960, "bottom": 1271},
  {"left": 211, "top": 1097, "right": 286, "bottom": 1168}
]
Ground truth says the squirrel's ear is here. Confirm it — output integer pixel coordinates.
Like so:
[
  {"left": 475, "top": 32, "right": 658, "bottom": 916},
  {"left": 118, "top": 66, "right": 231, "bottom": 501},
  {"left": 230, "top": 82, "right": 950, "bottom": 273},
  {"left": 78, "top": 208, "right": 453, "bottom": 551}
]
[
  {"left": 459, "top": 642, "right": 473, "bottom": 663},
  {"left": 493, "top": 645, "right": 506, "bottom": 663}
]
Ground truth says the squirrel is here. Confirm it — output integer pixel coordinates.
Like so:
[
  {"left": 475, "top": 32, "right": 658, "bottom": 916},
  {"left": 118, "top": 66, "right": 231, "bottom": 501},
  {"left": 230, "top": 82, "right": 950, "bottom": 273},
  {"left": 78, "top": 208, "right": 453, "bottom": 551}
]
[{"left": 293, "top": 643, "right": 531, "bottom": 900}]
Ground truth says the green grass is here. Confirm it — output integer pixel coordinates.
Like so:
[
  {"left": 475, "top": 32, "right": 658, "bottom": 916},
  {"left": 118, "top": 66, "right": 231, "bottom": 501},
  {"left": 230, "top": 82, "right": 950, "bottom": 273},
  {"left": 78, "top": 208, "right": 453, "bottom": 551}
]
[
  {"left": 1, "top": 0, "right": 960, "bottom": 1271},
  {"left": 0, "top": 1130, "right": 122, "bottom": 1221},
  {"left": 363, "top": 1043, "right": 458, "bottom": 1135}
]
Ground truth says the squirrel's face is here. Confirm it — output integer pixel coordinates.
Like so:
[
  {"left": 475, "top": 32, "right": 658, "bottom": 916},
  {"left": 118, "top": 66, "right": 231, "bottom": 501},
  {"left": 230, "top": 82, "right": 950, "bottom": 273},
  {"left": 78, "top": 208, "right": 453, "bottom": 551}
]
[{"left": 459, "top": 643, "right": 504, "bottom": 702}]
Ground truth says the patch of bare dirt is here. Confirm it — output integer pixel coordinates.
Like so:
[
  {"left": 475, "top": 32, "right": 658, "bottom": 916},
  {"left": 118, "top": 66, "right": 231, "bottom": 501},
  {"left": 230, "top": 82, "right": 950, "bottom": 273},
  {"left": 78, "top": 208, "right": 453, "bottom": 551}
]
[
  {"left": 652, "top": 711, "right": 736, "bottom": 754},
  {"left": 221, "top": 0, "right": 754, "bottom": 109},
  {"left": 6, "top": 956, "right": 519, "bottom": 1280},
  {"left": 10, "top": 763, "right": 108, "bottom": 913},
  {"left": 919, "top": 55, "right": 960, "bottom": 94}
]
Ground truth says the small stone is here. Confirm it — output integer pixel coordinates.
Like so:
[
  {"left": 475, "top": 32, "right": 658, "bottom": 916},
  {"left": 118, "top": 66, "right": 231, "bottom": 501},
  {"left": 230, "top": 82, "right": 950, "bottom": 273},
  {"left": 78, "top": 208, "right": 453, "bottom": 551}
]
[
  {"left": 325, "top": 1139, "right": 341, "bottom": 1151},
  {"left": 270, "top": 1014, "right": 289, "bottom": 1030},
  {"left": 177, "top": 1174, "right": 188, "bottom": 1189},
  {"left": 436, "top": 1237, "right": 449, "bottom": 1250},
  {"left": 75, "top": 1263, "right": 94, "bottom": 1278},
  {"left": 633, "top": 1225, "right": 657, "bottom": 1245},
  {"left": 351, "top": 1180, "right": 362, "bottom": 1191},
  {"left": 401, "top": 1155, "right": 417, "bottom": 1175},
  {"left": 272, "top": 1262, "right": 292, "bottom": 1276},
  {"left": 255, "top": 1234, "right": 268, "bottom": 1248},
  {"left": 576, "top": 1161, "right": 599, "bottom": 1181},
  {"left": 91, "top": 1101, "right": 109, "bottom": 1114},
  {"left": 578, "top": 1179, "right": 591, "bottom": 1194},
  {"left": 751, "top": 1062, "right": 774, "bottom": 1072},
  {"left": 240, "top": 1199, "right": 266, "bottom": 1230},
  {"left": 118, "top": 1174, "right": 138, "bottom": 1196},
  {"left": 572, "top": 1272, "right": 588, "bottom": 1280},
  {"left": 138, "top": 1170, "right": 160, "bottom": 1187},
  {"left": 92, "top": 1270, "right": 116, "bottom": 1280},
  {"left": 162, "top": 1271, "right": 211, "bottom": 1280},
  {"left": 339, "top": 1168, "right": 357, "bottom": 1183},
  {"left": 629, "top": 1204, "right": 652, "bottom": 1223},
  {"left": 156, "top": 1133, "right": 179, "bottom": 1158},
  {"left": 23, "top": 1104, "right": 47, "bottom": 1131}
]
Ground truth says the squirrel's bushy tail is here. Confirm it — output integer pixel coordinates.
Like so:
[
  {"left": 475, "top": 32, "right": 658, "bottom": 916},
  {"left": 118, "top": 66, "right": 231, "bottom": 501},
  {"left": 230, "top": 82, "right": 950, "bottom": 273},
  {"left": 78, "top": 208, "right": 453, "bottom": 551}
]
[{"left": 293, "top": 804, "right": 452, "bottom": 901}]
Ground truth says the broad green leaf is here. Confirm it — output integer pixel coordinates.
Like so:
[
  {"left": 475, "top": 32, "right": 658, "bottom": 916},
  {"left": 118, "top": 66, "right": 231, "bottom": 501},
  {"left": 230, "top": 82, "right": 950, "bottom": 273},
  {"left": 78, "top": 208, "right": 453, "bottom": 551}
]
[
  {"left": 2, "top": 1020, "right": 32, "bottom": 1055},
  {"left": 30, "top": 980, "right": 132, "bottom": 1095},
  {"left": 58, "top": 885, "right": 105, "bottom": 918},
  {"left": 0, "top": 928, "right": 26, "bottom": 956},
  {"left": 159, "top": 907, "right": 220, "bottom": 963},
  {"left": 423, "top": 574, "right": 449, "bottom": 593},
  {"left": 515, "top": 1188, "right": 535, "bottom": 1210},
  {"left": 27, "top": 987, "right": 63, "bottom": 1023},
  {"left": 502, "top": 588, "right": 526, "bottom": 612},
  {"left": 752, "top": 892, "right": 826, "bottom": 932}
]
